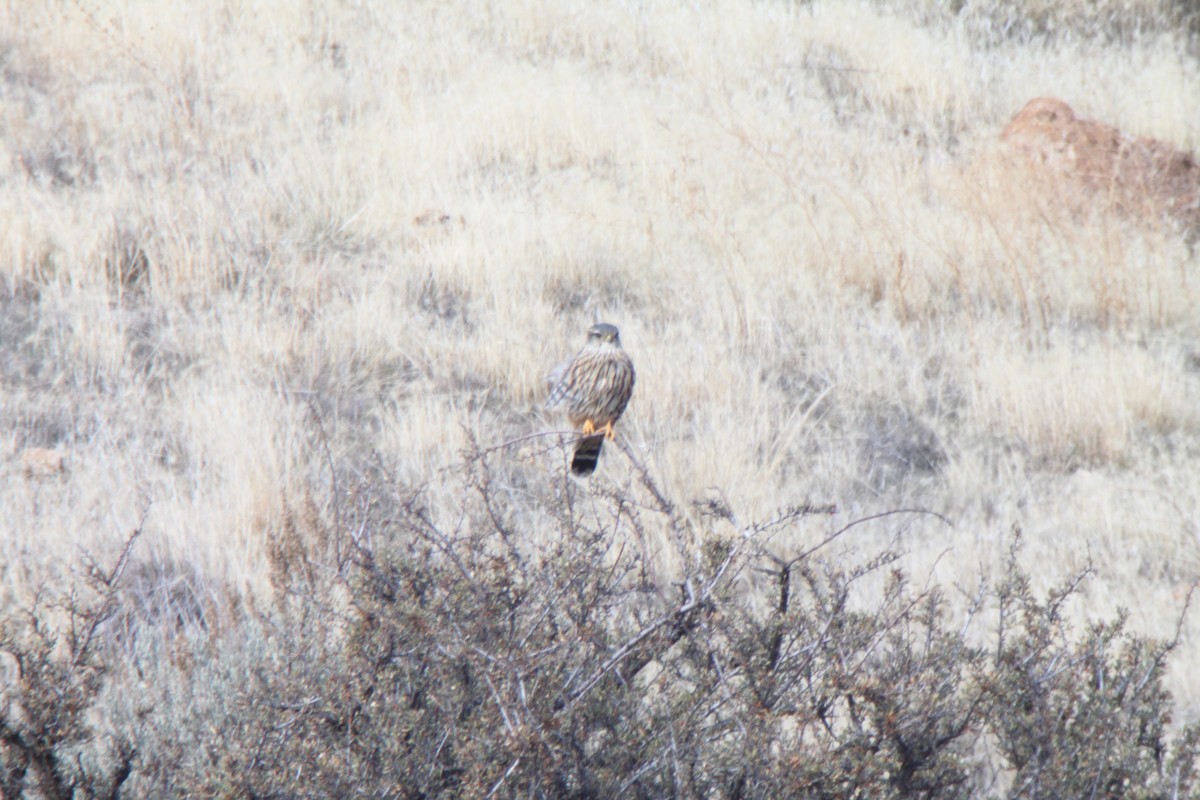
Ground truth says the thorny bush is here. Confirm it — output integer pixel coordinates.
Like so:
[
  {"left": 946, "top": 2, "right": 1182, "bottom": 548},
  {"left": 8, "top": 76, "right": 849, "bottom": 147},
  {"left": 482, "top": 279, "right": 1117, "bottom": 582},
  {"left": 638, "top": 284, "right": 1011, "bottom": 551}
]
[{"left": 2, "top": 439, "right": 1199, "bottom": 798}]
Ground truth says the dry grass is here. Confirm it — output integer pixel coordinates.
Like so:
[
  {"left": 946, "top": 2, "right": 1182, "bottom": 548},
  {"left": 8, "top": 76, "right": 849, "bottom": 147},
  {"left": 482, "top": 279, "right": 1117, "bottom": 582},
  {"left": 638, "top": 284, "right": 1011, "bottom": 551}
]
[{"left": 3, "top": 0, "right": 1200, "bottom": 727}]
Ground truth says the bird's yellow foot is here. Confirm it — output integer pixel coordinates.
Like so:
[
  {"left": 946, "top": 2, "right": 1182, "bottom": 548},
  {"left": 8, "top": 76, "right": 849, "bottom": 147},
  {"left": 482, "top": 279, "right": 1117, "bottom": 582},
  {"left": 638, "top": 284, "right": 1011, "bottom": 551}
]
[
  {"left": 601, "top": 421, "right": 616, "bottom": 441},
  {"left": 581, "top": 420, "right": 597, "bottom": 436}
]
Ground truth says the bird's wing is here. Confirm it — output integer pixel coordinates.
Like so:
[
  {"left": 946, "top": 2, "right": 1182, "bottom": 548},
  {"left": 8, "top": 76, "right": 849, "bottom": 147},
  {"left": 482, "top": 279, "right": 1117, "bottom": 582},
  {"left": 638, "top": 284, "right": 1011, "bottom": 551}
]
[{"left": 544, "top": 358, "right": 573, "bottom": 409}]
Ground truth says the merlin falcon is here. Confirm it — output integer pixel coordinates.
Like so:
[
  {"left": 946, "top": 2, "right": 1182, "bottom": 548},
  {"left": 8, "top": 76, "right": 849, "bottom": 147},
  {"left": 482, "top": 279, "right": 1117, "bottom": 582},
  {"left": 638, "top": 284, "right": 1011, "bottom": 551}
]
[{"left": 546, "top": 323, "right": 635, "bottom": 476}]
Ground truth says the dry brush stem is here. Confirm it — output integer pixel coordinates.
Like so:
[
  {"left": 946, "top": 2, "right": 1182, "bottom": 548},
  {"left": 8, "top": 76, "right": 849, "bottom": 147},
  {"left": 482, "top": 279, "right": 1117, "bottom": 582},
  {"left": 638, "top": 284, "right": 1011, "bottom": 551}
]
[{"left": 0, "top": 505, "right": 148, "bottom": 800}]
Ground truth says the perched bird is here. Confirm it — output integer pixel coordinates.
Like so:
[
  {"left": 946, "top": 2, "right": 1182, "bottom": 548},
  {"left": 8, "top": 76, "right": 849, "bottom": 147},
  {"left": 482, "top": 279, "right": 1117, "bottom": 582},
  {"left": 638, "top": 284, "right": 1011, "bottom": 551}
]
[{"left": 546, "top": 323, "right": 636, "bottom": 476}]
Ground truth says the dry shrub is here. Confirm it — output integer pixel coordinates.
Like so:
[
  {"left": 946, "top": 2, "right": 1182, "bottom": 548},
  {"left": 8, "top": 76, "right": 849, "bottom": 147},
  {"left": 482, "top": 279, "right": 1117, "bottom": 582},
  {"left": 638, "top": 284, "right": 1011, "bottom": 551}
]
[
  {"left": 0, "top": 522, "right": 142, "bottom": 799},
  {"left": 7, "top": 445, "right": 1195, "bottom": 798}
]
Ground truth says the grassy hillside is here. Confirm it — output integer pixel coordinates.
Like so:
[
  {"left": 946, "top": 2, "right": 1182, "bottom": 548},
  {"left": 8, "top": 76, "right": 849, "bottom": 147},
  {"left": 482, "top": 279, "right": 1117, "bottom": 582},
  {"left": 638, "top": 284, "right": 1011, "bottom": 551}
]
[{"left": 3, "top": 0, "right": 1200, "bottom": 793}]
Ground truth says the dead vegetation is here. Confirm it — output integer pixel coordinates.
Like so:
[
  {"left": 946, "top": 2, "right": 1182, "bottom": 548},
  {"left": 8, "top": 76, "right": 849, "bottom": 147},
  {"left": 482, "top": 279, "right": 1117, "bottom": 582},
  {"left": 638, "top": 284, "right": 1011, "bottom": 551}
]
[
  {"left": 3, "top": 0, "right": 1200, "bottom": 795},
  {"left": 4, "top": 446, "right": 1199, "bottom": 796}
]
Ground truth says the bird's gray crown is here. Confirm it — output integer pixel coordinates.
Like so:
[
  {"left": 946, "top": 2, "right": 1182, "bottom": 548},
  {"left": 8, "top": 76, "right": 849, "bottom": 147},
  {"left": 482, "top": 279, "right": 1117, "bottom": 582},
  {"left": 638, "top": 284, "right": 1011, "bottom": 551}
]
[{"left": 587, "top": 322, "right": 621, "bottom": 344}]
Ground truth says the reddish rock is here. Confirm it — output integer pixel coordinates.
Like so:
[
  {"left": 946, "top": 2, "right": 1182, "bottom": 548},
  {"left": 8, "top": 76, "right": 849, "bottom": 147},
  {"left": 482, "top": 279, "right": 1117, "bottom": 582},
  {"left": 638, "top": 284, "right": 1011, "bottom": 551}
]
[{"left": 1001, "top": 97, "right": 1199, "bottom": 229}]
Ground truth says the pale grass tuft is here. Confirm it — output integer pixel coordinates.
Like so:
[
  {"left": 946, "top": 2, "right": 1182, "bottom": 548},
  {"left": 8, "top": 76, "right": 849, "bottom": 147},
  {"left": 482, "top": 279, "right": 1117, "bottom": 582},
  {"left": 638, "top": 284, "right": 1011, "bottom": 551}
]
[{"left": 971, "top": 341, "right": 1190, "bottom": 468}]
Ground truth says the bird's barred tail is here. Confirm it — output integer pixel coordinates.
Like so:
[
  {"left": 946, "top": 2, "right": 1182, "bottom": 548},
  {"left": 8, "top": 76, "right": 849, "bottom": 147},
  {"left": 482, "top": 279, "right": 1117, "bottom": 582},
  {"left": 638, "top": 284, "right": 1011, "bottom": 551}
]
[{"left": 571, "top": 434, "right": 606, "bottom": 476}]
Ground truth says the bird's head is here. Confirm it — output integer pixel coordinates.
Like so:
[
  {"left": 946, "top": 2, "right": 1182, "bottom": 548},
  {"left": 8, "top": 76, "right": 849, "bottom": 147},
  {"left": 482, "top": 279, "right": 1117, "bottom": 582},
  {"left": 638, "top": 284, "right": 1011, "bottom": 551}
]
[{"left": 586, "top": 323, "right": 622, "bottom": 348}]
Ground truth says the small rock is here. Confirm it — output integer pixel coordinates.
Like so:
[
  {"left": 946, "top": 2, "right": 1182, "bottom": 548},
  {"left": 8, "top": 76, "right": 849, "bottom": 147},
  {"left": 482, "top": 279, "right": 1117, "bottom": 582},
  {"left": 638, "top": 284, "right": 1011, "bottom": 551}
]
[{"left": 20, "top": 447, "right": 65, "bottom": 477}]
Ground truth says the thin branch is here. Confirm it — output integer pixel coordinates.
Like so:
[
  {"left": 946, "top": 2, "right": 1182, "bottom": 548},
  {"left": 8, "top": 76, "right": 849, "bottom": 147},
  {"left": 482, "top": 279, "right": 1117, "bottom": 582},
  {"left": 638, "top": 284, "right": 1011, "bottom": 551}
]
[
  {"left": 485, "top": 758, "right": 521, "bottom": 798},
  {"left": 306, "top": 398, "right": 344, "bottom": 570}
]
